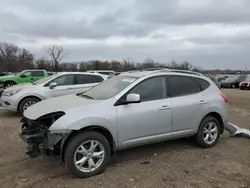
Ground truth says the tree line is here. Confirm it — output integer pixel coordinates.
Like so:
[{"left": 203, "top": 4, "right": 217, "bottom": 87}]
[
  {"left": 0, "top": 42, "right": 201, "bottom": 73},
  {"left": 1, "top": 42, "right": 248, "bottom": 74}
]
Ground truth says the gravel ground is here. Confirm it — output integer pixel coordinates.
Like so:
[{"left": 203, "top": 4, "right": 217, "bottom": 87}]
[{"left": 0, "top": 89, "right": 250, "bottom": 188}]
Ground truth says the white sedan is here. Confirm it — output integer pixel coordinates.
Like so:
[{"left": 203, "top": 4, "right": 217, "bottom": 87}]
[{"left": 0, "top": 72, "right": 108, "bottom": 114}]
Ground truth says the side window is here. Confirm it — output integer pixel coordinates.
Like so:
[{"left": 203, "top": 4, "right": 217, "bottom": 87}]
[
  {"left": 129, "top": 76, "right": 166, "bottom": 102},
  {"left": 76, "top": 75, "right": 93, "bottom": 84},
  {"left": 52, "top": 75, "right": 74, "bottom": 86},
  {"left": 47, "top": 72, "right": 54, "bottom": 76},
  {"left": 22, "top": 71, "right": 32, "bottom": 77},
  {"left": 31, "top": 71, "right": 44, "bottom": 77},
  {"left": 169, "top": 76, "right": 199, "bottom": 97},
  {"left": 93, "top": 75, "right": 104, "bottom": 83},
  {"left": 195, "top": 78, "right": 210, "bottom": 91}
]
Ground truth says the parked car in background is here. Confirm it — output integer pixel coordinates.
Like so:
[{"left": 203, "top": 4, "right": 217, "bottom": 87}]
[
  {"left": 0, "top": 72, "right": 108, "bottom": 114},
  {"left": 0, "top": 69, "right": 54, "bottom": 89},
  {"left": 0, "top": 72, "right": 12, "bottom": 76},
  {"left": 86, "top": 70, "right": 115, "bottom": 76},
  {"left": 220, "top": 75, "right": 246, "bottom": 88},
  {"left": 20, "top": 70, "right": 228, "bottom": 178},
  {"left": 239, "top": 75, "right": 250, "bottom": 90},
  {"left": 208, "top": 76, "right": 221, "bottom": 89}
]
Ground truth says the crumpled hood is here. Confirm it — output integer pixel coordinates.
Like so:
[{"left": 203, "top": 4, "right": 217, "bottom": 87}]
[
  {"left": 4, "top": 83, "right": 33, "bottom": 92},
  {"left": 24, "top": 94, "right": 100, "bottom": 120}
]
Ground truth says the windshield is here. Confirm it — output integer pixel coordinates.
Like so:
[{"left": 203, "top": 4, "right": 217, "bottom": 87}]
[
  {"left": 16, "top": 71, "right": 25, "bottom": 77},
  {"left": 79, "top": 76, "right": 137, "bottom": 100},
  {"left": 33, "top": 76, "right": 53, "bottom": 85}
]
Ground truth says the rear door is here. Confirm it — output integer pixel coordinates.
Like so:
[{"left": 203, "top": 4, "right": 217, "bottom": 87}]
[
  {"left": 74, "top": 74, "right": 103, "bottom": 93},
  {"left": 169, "top": 76, "right": 207, "bottom": 138}
]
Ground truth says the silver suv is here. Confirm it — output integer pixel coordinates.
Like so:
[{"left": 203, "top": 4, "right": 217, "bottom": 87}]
[{"left": 20, "top": 70, "right": 228, "bottom": 178}]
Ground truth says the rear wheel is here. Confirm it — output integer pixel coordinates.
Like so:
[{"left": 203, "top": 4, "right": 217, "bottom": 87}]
[
  {"left": 64, "top": 131, "right": 111, "bottom": 178},
  {"left": 19, "top": 97, "right": 40, "bottom": 115},
  {"left": 3, "top": 81, "right": 16, "bottom": 89},
  {"left": 194, "top": 116, "right": 220, "bottom": 148},
  {"left": 231, "top": 84, "right": 236, "bottom": 88}
]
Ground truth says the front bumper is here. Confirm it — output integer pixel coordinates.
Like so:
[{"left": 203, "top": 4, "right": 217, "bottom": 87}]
[
  {"left": 0, "top": 95, "right": 18, "bottom": 111},
  {"left": 19, "top": 118, "right": 69, "bottom": 158}
]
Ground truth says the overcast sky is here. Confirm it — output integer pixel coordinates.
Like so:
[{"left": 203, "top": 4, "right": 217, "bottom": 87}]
[{"left": 1, "top": 0, "right": 250, "bottom": 69}]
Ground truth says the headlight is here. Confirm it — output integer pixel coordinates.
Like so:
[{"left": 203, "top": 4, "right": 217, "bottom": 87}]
[{"left": 3, "top": 89, "right": 22, "bottom": 96}]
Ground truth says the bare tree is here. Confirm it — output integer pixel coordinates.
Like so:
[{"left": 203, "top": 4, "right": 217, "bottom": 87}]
[{"left": 45, "top": 45, "right": 67, "bottom": 71}]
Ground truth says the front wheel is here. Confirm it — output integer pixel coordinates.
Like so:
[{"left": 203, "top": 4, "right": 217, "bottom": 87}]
[
  {"left": 64, "top": 131, "right": 111, "bottom": 178},
  {"left": 194, "top": 116, "right": 220, "bottom": 148},
  {"left": 19, "top": 97, "right": 40, "bottom": 115}
]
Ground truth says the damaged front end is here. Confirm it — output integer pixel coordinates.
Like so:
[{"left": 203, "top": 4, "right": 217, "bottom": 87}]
[{"left": 20, "top": 112, "right": 70, "bottom": 158}]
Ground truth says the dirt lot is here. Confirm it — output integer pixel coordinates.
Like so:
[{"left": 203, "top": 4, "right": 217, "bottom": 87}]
[{"left": 0, "top": 89, "right": 250, "bottom": 188}]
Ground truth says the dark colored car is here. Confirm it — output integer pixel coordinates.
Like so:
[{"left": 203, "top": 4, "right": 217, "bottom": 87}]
[{"left": 220, "top": 75, "right": 246, "bottom": 88}]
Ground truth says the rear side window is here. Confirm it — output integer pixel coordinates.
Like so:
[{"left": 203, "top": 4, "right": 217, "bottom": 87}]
[
  {"left": 169, "top": 76, "right": 199, "bottom": 97},
  {"left": 76, "top": 74, "right": 93, "bottom": 84},
  {"left": 31, "top": 71, "right": 44, "bottom": 77},
  {"left": 195, "top": 78, "right": 210, "bottom": 91},
  {"left": 93, "top": 75, "right": 104, "bottom": 83}
]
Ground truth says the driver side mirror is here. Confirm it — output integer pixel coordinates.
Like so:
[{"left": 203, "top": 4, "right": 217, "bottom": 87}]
[
  {"left": 49, "top": 82, "right": 57, "bottom": 89},
  {"left": 125, "top": 93, "right": 141, "bottom": 104},
  {"left": 20, "top": 75, "right": 26, "bottom": 78}
]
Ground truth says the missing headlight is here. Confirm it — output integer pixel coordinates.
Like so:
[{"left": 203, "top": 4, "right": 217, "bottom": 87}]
[{"left": 36, "top": 112, "right": 65, "bottom": 128}]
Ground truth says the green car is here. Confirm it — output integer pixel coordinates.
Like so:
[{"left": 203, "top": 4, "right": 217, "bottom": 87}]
[{"left": 0, "top": 70, "right": 54, "bottom": 89}]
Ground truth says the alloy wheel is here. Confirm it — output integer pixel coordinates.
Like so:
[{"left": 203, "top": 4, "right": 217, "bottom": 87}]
[
  {"left": 74, "top": 140, "right": 105, "bottom": 173},
  {"left": 23, "top": 101, "right": 37, "bottom": 111},
  {"left": 203, "top": 122, "right": 218, "bottom": 145}
]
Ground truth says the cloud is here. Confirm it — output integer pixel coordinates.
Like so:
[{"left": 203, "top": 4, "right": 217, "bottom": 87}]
[{"left": 0, "top": 0, "right": 250, "bottom": 69}]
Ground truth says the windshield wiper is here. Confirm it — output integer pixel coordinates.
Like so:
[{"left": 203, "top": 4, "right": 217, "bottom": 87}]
[{"left": 81, "top": 94, "right": 94, "bottom": 100}]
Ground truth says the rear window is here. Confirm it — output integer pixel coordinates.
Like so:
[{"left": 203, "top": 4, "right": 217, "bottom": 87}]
[
  {"left": 169, "top": 76, "right": 199, "bottom": 97},
  {"left": 195, "top": 78, "right": 210, "bottom": 91}
]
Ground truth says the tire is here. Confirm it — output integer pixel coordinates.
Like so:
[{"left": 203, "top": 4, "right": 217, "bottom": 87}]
[
  {"left": 3, "top": 81, "right": 16, "bottom": 89},
  {"left": 231, "top": 84, "right": 236, "bottom": 88},
  {"left": 194, "top": 116, "right": 220, "bottom": 148},
  {"left": 64, "top": 131, "right": 111, "bottom": 178},
  {"left": 19, "top": 97, "right": 40, "bottom": 115}
]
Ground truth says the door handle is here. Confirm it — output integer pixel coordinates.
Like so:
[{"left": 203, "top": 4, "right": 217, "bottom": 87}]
[
  {"left": 30, "top": 78, "right": 34, "bottom": 80},
  {"left": 159, "top": 105, "right": 171, "bottom": 110},
  {"left": 67, "top": 87, "right": 73, "bottom": 90},
  {"left": 198, "top": 100, "right": 207, "bottom": 104}
]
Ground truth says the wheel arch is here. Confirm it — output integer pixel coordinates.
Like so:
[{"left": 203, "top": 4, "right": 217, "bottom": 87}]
[
  {"left": 202, "top": 112, "right": 224, "bottom": 134},
  {"left": 17, "top": 95, "right": 42, "bottom": 111},
  {"left": 61, "top": 125, "right": 116, "bottom": 162}
]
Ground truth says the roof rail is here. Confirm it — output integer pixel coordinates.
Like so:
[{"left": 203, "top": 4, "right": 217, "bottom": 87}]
[{"left": 161, "top": 69, "right": 203, "bottom": 76}]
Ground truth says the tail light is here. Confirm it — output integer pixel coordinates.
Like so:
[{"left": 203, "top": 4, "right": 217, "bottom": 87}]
[{"left": 220, "top": 93, "right": 228, "bottom": 103}]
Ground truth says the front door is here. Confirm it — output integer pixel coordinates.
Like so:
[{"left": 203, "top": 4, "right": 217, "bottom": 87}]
[
  {"left": 45, "top": 74, "right": 75, "bottom": 98},
  {"left": 117, "top": 76, "right": 173, "bottom": 149}
]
